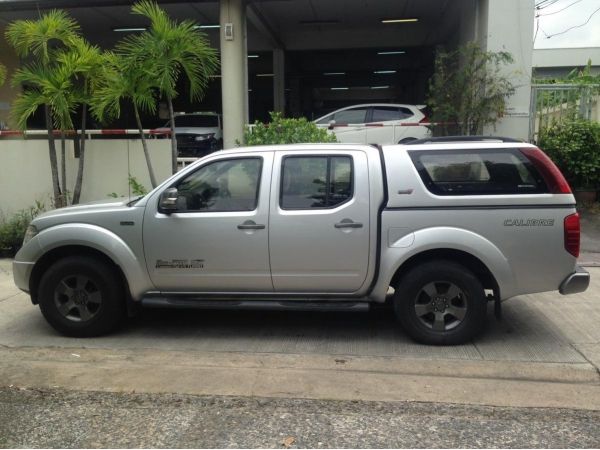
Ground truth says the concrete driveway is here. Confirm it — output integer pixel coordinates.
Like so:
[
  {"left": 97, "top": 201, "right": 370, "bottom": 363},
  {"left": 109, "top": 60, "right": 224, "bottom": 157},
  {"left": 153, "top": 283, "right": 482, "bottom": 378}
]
[{"left": 0, "top": 258, "right": 599, "bottom": 410}]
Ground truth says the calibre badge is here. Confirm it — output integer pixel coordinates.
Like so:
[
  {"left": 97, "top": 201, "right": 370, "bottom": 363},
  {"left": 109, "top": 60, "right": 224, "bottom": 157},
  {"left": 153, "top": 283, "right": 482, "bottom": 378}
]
[
  {"left": 503, "top": 219, "right": 554, "bottom": 227},
  {"left": 156, "top": 259, "right": 205, "bottom": 269}
]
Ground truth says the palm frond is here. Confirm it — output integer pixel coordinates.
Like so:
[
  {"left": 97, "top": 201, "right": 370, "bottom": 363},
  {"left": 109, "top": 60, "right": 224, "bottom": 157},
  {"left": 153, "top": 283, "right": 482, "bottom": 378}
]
[
  {"left": 5, "top": 9, "right": 80, "bottom": 63},
  {"left": 10, "top": 89, "right": 46, "bottom": 130},
  {"left": 120, "top": 1, "right": 219, "bottom": 103},
  {"left": 0, "top": 62, "right": 6, "bottom": 86}
]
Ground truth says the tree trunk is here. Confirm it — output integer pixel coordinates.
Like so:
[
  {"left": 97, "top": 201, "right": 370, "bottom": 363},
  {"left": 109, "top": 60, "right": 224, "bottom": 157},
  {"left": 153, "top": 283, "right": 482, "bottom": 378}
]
[
  {"left": 72, "top": 103, "right": 87, "bottom": 204},
  {"left": 60, "top": 130, "right": 67, "bottom": 205},
  {"left": 134, "top": 104, "right": 157, "bottom": 188},
  {"left": 166, "top": 94, "right": 178, "bottom": 174},
  {"left": 45, "top": 105, "right": 63, "bottom": 208}
]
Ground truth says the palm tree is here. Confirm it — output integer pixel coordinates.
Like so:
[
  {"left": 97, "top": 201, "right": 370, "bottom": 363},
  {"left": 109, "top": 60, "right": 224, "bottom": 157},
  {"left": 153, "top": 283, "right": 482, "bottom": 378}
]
[
  {"left": 63, "top": 37, "right": 104, "bottom": 204},
  {"left": 0, "top": 62, "right": 6, "bottom": 86},
  {"left": 92, "top": 52, "right": 159, "bottom": 188},
  {"left": 6, "top": 10, "right": 80, "bottom": 208},
  {"left": 119, "top": 0, "right": 219, "bottom": 174},
  {"left": 11, "top": 61, "right": 79, "bottom": 207}
]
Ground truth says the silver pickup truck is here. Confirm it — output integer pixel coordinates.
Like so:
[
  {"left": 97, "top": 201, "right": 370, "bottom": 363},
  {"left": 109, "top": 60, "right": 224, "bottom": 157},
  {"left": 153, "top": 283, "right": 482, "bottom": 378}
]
[{"left": 13, "top": 137, "right": 590, "bottom": 344}]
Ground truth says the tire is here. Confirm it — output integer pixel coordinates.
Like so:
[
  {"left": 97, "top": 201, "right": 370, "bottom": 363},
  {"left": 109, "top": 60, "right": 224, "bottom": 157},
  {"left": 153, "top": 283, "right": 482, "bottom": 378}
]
[
  {"left": 38, "top": 256, "right": 125, "bottom": 337},
  {"left": 393, "top": 260, "right": 487, "bottom": 345}
]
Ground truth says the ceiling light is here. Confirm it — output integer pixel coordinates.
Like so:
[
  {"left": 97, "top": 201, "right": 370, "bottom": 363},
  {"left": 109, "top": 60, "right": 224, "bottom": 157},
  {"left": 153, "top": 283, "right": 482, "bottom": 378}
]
[
  {"left": 381, "top": 18, "right": 419, "bottom": 23},
  {"left": 371, "top": 85, "right": 390, "bottom": 89},
  {"left": 256, "top": 73, "right": 274, "bottom": 77},
  {"left": 377, "top": 51, "right": 406, "bottom": 55},
  {"left": 374, "top": 70, "right": 397, "bottom": 74},
  {"left": 324, "top": 72, "right": 345, "bottom": 76},
  {"left": 194, "top": 24, "right": 220, "bottom": 29},
  {"left": 113, "top": 27, "right": 146, "bottom": 32},
  {"left": 331, "top": 87, "right": 349, "bottom": 90},
  {"left": 248, "top": 54, "right": 260, "bottom": 58}
]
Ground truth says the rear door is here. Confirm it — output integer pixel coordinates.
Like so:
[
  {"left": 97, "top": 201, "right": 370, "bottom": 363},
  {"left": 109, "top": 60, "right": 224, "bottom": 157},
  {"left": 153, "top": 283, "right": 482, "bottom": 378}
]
[
  {"left": 366, "top": 105, "right": 421, "bottom": 144},
  {"left": 269, "top": 149, "right": 371, "bottom": 292}
]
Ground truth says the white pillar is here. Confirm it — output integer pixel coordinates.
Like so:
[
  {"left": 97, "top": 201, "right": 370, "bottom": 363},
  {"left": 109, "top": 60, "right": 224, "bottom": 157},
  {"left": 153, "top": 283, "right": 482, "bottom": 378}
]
[
  {"left": 220, "top": 0, "right": 248, "bottom": 148},
  {"left": 480, "top": 0, "right": 534, "bottom": 140},
  {"left": 273, "top": 48, "right": 285, "bottom": 113}
]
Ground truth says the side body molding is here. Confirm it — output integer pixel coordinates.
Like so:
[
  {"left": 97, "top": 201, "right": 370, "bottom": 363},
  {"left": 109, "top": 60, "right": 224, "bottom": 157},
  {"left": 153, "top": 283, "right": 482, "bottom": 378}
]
[
  {"left": 371, "top": 226, "right": 517, "bottom": 302},
  {"left": 35, "top": 223, "right": 154, "bottom": 300}
]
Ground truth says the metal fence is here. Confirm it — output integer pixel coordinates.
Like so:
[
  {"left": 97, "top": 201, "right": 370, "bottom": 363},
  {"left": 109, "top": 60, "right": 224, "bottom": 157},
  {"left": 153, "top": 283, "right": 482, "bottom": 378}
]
[{"left": 529, "top": 83, "right": 600, "bottom": 142}]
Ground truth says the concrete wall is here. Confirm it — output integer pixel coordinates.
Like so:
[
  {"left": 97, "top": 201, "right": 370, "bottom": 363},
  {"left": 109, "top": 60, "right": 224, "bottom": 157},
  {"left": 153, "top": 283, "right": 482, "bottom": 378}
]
[
  {"left": 480, "top": 0, "right": 535, "bottom": 140},
  {"left": 0, "top": 138, "right": 171, "bottom": 215}
]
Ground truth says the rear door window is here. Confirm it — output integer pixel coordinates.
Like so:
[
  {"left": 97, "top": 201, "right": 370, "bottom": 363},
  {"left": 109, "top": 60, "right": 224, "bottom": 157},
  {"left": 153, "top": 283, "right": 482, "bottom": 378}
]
[
  {"left": 370, "top": 106, "right": 413, "bottom": 122},
  {"left": 280, "top": 156, "right": 353, "bottom": 209},
  {"left": 409, "top": 149, "right": 547, "bottom": 195}
]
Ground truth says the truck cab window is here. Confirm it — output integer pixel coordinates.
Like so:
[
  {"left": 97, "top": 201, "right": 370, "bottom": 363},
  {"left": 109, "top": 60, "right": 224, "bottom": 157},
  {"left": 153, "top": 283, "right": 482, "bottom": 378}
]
[
  {"left": 280, "top": 155, "right": 353, "bottom": 209},
  {"left": 175, "top": 158, "right": 262, "bottom": 212}
]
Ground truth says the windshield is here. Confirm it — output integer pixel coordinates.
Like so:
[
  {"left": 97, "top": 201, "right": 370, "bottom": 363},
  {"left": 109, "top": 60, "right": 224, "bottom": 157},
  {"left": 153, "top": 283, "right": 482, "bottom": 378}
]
[{"left": 174, "top": 115, "right": 219, "bottom": 127}]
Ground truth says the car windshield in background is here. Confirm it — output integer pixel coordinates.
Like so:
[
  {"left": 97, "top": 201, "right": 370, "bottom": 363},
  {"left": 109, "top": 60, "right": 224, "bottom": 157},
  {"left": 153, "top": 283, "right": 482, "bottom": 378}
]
[{"left": 175, "top": 115, "right": 218, "bottom": 127}]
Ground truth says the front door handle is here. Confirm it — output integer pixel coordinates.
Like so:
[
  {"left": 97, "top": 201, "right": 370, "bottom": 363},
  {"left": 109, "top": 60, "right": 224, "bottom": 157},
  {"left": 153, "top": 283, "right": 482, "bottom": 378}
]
[
  {"left": 334, "top": 219, "right": 363, "bottom": 229},
  {"left": 237, "top": 220, "right": 266, "bottom": 230}
]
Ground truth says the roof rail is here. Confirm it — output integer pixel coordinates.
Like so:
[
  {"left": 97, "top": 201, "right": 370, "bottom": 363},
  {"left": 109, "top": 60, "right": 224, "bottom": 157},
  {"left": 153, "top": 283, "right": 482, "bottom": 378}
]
[{"left": 404, "top": 135, "right": 524, "bottom": 145}]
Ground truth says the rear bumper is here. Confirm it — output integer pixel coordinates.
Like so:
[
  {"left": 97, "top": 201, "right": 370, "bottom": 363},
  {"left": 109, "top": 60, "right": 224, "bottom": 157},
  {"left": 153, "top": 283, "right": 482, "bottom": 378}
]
[{"left": 559, "top": 266, "right": 590, "bottom": 295}]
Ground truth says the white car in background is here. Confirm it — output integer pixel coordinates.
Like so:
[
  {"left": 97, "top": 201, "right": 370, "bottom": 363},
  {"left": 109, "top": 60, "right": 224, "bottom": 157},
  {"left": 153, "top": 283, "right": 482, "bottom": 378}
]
[{"left": 314, "top": 103, "right": 431, "bottom": 145}]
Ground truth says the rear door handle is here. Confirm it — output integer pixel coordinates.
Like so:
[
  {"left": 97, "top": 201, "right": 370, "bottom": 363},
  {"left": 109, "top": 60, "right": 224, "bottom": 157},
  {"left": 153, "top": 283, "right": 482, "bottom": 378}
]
[
  {"left": 334, "top": 219, "right": 363, "bottom": 229},
  {"left": 237, "top": 220, "right": 265, "bottom": 230}
]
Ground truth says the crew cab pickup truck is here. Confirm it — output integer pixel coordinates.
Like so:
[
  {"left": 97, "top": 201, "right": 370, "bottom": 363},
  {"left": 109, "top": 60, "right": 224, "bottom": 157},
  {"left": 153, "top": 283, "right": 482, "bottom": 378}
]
[{"left": 13, "top": 137, "right": 590, "bottom": 344}]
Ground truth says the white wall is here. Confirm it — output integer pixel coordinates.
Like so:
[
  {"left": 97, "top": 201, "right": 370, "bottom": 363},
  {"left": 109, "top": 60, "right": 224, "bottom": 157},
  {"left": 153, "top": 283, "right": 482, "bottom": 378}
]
[
  {"left": 480, "top": 0, "right": 535, "bottom": 140},
  {"left": 0, "top": 138, "right": 171, "bottom": 215}
]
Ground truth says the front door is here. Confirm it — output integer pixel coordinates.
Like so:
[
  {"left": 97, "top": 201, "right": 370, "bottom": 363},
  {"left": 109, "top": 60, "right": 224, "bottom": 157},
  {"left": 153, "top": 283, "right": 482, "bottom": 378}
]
[
  {"left": 269, "top": 150, "right": 371, "bottom": 293},
  {"left": 143, "top": 152, "right": 274, "bottom": 292}
]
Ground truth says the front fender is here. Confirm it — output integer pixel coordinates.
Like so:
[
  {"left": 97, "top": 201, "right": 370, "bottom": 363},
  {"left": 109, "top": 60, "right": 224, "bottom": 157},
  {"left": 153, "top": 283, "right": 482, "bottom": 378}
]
[
  {"left": 32, "top": 223, "right": 153, "bottom": 300},
  {"left": 371, "top": 226, "right": 517, "bottom": 302}
]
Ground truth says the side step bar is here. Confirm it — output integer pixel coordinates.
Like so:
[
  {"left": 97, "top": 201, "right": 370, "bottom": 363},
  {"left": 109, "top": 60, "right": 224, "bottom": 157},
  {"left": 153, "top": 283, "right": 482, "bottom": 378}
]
[{"left": 141, "top": 296, "right": 370, "bottom": 312}]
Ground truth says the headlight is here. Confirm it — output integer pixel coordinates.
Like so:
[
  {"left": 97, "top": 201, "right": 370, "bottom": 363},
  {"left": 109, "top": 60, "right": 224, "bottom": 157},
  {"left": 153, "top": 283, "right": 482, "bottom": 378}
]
[
  {"left": 194, "top": 133, "right": 215, "bottom": 142},
  {"left": 22, "top": 224, "right": 38, "bottom": 246}
]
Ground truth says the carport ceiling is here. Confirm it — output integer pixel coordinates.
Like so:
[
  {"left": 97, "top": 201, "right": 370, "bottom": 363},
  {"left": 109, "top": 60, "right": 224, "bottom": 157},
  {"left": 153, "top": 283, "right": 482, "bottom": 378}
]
[{"left": 0, "top": 0, "right": 462, "bottom": 51}]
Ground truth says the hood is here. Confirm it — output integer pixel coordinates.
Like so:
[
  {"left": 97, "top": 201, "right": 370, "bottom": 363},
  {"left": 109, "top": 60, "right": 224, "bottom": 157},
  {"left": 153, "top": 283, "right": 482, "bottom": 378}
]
[{"left": 32, "top": 197, "right": 139, "bottom": 227}]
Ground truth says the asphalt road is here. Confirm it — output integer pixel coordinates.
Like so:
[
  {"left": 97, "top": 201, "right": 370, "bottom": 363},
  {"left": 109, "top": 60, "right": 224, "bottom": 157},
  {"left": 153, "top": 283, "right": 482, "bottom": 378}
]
[{"left": 1, "top": 387, "right": 599, "bottom": 448}]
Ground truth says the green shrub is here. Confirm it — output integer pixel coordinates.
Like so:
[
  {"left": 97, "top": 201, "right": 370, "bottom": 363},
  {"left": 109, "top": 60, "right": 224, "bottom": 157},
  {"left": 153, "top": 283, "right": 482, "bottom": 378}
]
[
  {"left": 243, "top": 112, "right": 337, "bottom": 145},
  {"left": 0, "top": 201, "right": 45, "bottom": 256},
  {"left": 538, "top": 120, "right": 600, "bottom": 189},
  {"left": 108, "top": 175, "right": 148, "bottom": 198}
]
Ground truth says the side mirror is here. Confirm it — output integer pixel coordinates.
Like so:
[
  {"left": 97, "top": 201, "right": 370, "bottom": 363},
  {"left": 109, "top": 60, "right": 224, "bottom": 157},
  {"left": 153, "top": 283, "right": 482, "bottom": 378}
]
[
  {"left": 159, "top": 187, "right": 179, "bottom": 213},
  {"left": 328, "top": 119, "right": 336, "bottom": 130}
]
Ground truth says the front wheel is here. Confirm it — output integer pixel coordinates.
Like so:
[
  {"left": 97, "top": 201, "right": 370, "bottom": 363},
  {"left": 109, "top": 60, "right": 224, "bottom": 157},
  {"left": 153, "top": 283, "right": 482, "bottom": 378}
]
[
  {"left": 393, "top": 260, "right": 487, "bottom": 345},
  {"left": 38, "top": 256, "right": 125, "bottom": 337}
]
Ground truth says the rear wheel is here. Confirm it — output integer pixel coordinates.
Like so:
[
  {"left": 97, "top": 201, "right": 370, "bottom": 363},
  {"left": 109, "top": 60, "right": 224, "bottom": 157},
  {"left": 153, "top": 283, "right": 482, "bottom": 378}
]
[
  {"left": 393, "top": 260, "right": 487, "bottom": 345},
  {"left": 38, "top": 256, "right": 125, "bottom": 337}
]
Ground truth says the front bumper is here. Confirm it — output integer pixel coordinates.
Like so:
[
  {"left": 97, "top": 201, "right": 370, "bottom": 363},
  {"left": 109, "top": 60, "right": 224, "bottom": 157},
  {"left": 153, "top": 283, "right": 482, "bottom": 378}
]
[
  {"left": 559, "top": 266, "right": 590, "bottom": 295},
  {"left": 12, "top": 260, "right": 34, "bottom": 294}
]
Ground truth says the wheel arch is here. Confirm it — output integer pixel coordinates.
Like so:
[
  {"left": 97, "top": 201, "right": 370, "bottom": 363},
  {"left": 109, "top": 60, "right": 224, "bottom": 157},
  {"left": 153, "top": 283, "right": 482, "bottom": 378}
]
[
  {"left": 30, "top": 223, "right": 153, "bottom": 304},
  {"left": 29, "top": 245, "right": 128, "bottom": 305},
  {"left": 390, "top": 248, "right": 499, "bottom": 297}
]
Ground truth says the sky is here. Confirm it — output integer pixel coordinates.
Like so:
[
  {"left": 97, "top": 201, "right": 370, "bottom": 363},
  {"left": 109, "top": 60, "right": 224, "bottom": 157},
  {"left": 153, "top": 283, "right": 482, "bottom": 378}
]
[{"left": 534, "top": 0, "right": 600, "bottom": 49}]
